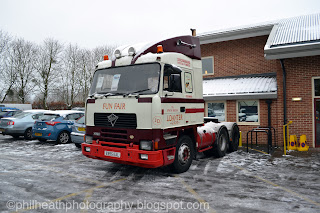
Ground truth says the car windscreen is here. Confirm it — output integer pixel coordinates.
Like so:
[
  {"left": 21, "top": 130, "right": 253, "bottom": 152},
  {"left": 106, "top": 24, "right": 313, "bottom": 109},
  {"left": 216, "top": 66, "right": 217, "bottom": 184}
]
[
  {"left": 89, "top": 63, "right": 160, "bottom": 96},
  {"left": 13, "top": 112, "right": 32, "bottom": 119},
  {"left": 76, "top": 116, "right": 85, "bottom": 124},
  {"left": 40, "top": 114, "right": 61, "bottom": 121}
]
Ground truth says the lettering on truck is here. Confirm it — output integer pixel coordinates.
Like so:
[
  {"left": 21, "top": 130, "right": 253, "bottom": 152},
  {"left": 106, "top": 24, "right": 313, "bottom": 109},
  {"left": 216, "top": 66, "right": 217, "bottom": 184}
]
[{"left": 103, "top": 103, "right": 126, "bottom": 110}]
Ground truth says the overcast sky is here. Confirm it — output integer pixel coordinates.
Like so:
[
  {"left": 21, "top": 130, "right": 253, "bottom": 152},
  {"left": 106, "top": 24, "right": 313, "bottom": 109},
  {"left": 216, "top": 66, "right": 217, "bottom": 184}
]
[{"left": 1, "top": 0, "right": 320, "bottom": 49}]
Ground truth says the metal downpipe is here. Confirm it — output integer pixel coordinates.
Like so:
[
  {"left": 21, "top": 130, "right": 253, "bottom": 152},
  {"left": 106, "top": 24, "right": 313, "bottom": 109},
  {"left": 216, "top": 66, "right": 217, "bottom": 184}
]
[{"left": 280, "top": 59, "right": 287, "bottom": 125}]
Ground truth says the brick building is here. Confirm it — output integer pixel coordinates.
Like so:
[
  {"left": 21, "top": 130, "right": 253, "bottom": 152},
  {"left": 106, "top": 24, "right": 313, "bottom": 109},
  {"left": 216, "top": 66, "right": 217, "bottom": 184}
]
[{"left": 198, "top": 13, "right": 320, "bottom": 148}]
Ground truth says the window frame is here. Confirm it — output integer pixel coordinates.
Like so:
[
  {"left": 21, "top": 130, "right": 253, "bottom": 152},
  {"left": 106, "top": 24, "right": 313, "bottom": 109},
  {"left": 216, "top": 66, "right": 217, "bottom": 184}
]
[
  {"left": 201, "top": 56, "right": 214, "bottom": 76},
  {"left": 205, "top": 101, "right": 227, "bottom": 122},
  {"left": 236, "top": 100, "right": 260, "bottom": 125}
]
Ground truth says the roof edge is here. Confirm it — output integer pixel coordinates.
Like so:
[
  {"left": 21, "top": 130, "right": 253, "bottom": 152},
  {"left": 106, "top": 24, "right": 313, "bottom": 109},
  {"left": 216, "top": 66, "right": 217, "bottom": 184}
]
[
  {"left": 203, "top": 72, "right": 277, "bottom": 81},
  {"left": 198, "top": 24, "right": 274, "bottom": 44}
]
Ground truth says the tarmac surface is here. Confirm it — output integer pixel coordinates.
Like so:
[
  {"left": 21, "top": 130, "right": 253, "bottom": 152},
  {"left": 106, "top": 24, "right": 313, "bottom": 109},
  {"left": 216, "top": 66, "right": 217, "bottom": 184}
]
[{"left": 0, "top": 134, "right": 320, "bottom": 213}]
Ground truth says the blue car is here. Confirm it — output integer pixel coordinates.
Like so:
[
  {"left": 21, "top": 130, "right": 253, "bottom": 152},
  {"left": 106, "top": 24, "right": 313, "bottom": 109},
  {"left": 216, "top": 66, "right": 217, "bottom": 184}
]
[{"left": 32, "top": 110, "right": 84, "bottom": 143}]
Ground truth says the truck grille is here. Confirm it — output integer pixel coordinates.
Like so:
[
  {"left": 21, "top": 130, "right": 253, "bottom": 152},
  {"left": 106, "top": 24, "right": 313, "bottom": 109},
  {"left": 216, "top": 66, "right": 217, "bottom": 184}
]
[
  {"left": 100, "top": 128, "right": 129, "bottom": 144},
  {"left": 94, "top": 113, "right": 137, "bottom": 129}
]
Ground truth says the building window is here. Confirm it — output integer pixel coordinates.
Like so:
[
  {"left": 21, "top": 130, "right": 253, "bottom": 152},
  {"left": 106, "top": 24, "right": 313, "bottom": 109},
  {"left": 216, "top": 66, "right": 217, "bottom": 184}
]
[
  {"left": 314, "top": 79, "right": 320, "bottom": 97},
  {"left": 206, "top": 101, "right": 226, "bottom": 122},
  {"left": 237, "top": 100, "right": 260, "bottom": 124},
  {"left": 202, "top": 57, "right": 214, "bottom": 75}
]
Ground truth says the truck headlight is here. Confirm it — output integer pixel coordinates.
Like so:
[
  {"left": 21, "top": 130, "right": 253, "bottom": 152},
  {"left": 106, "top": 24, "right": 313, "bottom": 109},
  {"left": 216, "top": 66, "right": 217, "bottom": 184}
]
[
  {"left": 85, "top": 135, "right": 93, "bottom": 144},
  {"left": 140, "top": 140, "right": 153, "bottom": 151}
]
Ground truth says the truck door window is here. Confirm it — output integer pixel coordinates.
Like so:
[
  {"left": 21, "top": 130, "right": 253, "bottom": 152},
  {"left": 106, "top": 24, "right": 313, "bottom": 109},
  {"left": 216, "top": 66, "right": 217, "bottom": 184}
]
[{"left": 163, "top": 64, "right": 182, "bottom": 93}]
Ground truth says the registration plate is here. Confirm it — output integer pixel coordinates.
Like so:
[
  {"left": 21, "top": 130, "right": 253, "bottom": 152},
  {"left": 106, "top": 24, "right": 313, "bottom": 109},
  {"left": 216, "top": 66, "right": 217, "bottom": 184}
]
[
  {"left": 105, "top": 151, "right": 121, "bottom": 158},
  {"left": 35, "top": 133, "right": 42, "bottom": 136},
  {"left": 78, "top": 127, "right": 86, "bottom": 132}
]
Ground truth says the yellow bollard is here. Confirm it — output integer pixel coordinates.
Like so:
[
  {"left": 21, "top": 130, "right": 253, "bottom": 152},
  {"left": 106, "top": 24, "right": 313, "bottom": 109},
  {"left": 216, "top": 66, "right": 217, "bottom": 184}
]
[
  {"left": 288, "top": 135, "right": 297, "bottom": 150},
  {"left": 297, "top": 135, "right": 309, "bottom": 151},
  {"left": 239, "top": 131, "right": 242, "bottom": 147},
  {"left": 283, "top": 121, "right": 293, "bottom": 155}
]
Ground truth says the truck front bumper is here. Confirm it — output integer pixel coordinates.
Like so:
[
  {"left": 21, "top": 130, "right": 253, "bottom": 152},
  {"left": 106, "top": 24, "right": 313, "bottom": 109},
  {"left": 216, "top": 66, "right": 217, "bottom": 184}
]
[{"left": 82, "top": 141, "right": 175, "bottom": 168}]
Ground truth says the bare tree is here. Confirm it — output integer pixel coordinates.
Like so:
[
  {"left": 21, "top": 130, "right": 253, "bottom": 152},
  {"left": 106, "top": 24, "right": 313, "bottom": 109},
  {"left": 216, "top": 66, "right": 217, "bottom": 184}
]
[
  {"left": 78, "top": 48, "right": 92, "bottom": 102},
  {"left": 0, "top": 30, "right": 12, "bottom": 102},
  {"left": 6, "top": 38, "right": 37, "bottom": 103},
  {"left": 34, "top": 38, "right": 63, "bottom": 109},
  {"left": 62, "top": 43, "right": 81, "bottom": 108}
]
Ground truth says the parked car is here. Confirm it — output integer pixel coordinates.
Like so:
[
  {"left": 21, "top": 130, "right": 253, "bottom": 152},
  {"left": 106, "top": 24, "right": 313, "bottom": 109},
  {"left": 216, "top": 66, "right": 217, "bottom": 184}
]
[
  {"left": 32, "top": 110, "right": 84, "bottom": 143},
  {"left": 71, "top": 115, "right": 85, "bottom": 148},
  {"left": 0, "top": 109, "right": 22, "bottom": 119},
  {"left": 0, "top": 110, "right": 48, "bottom": 139},
  {"left": 71, "top": 107, "right": 85, "bottom": 111}
]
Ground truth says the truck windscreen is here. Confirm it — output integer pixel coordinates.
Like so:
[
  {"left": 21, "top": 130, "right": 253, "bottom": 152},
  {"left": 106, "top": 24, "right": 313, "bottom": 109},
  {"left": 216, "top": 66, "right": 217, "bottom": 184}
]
[{"left": 89, "top": 63, "right": 161, "bottom": 96}]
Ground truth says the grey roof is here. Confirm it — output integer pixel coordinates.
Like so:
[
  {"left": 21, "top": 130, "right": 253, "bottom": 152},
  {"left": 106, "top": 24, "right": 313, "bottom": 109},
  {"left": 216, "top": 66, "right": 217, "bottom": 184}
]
[
  {"left": 203, "top": 75, "right": 277, "bottom": 101},
  {"left": 271, "top": 13, "right": 320, "bottom": 47},
  {"left": 198, "top": 13, "right": 320, "bottom": 59},
  {"left": 198, "top": 22, "right": 275, "bottom": 44},
  {"left": 265, "top": 13, "right": 320, "bottom": 59}
]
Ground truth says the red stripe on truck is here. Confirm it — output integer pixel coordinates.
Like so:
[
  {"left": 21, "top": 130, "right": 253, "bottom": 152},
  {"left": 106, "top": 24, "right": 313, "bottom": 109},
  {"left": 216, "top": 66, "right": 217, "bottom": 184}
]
[{"left": 185, "top": 108, "right": 204, "bottom": 113}]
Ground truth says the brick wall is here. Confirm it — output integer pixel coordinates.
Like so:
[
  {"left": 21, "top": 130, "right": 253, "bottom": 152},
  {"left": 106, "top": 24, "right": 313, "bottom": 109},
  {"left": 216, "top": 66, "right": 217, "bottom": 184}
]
[{"left": 201, "top": 35, "right": 320, "bottom": 147}]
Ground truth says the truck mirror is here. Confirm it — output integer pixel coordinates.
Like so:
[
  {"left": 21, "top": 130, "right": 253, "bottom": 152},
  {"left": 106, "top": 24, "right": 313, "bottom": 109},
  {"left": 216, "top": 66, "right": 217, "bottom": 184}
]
[{"left": 168, "top": 74, "right": 182, "bottom": 92}]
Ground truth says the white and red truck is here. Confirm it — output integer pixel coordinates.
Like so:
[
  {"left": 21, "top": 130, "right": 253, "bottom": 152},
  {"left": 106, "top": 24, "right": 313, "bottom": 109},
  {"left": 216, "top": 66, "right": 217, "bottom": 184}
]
[{"left": 82, "top": 35, "right": 240, "bottom": 173}]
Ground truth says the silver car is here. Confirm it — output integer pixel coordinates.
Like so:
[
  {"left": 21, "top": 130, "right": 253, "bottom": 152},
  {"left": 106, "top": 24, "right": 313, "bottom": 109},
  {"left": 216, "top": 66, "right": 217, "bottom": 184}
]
[
  {"left": 0, "top": 110, "right": 48, "bottom": 139},
  {"left": 71, "top": 115, "right": 85, "bottom": 148}
]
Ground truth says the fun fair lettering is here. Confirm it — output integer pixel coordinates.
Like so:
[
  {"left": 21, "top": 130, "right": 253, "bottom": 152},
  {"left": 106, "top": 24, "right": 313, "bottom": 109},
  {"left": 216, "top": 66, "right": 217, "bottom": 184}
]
[{"left": 103, "top": 103, "right": 126, "bottom": 110}]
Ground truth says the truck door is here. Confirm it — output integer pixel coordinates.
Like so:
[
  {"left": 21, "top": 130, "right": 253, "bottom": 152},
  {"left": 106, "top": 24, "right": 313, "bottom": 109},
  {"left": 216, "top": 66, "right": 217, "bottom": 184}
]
[{"left": 162, "top": 64, "right": 185, "bottom": 128}]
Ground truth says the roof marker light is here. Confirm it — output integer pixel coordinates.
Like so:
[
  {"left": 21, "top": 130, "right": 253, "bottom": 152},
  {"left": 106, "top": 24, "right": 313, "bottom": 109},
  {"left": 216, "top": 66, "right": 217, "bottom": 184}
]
[
  {"left": 128, "top": 47, "right": 136, "bottom": 56},
  {"left": 157, "top": 45, "right": 163, "bottom": 53},
  {"left": 114, "top": 49, "right": 121, "bottom": 59},
  {"left": 103, "top": 55, "right": 109, "bottom": 60}
]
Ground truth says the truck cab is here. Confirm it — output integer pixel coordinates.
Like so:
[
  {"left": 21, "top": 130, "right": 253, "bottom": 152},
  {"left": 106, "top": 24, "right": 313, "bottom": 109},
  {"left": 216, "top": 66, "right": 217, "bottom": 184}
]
[{"left": 82, "top": 36, "right": 239, "bottom": 173}]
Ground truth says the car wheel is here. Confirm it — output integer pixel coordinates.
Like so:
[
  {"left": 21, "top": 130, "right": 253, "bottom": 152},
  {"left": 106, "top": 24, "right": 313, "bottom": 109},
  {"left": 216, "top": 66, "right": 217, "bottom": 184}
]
[
  {"left": 171, "top": 135, "right": 194, "bottom": 173},
  {"left": 57, "top": 131, "right": 70, "bottom": 144},
  {"left": 75, "top": 143, "right": 82, "bottom": 148},
  {"left": 24, "top": 128, "right": 33, "bottom": 140},
  {"left": 213, "top": 127, "right": 228, "bottom": 157}
]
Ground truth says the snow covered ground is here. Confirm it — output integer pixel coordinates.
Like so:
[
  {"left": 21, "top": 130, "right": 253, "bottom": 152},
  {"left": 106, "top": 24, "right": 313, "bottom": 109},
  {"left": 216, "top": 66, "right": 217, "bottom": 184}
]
[{"left": 0, "top": 134, "right": 319, "bottom": 213}]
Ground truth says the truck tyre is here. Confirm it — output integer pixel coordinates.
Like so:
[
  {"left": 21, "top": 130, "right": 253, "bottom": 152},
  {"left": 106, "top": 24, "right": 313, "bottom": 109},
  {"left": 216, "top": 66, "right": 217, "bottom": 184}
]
[
  {"left": 57, "top": 131, "right": 70, "bottom": 144},
  {"left": 171, "top": 135, "right": 194, "bottom": 173},
  {"left": 213, "top": 127, "right": 228, "bottom": 157},
  {"left": 24, "top": 128, "right": 33, "bottom": 140},
  {"left": 228, "top": 124, "right": 240, "bottom": 152}
]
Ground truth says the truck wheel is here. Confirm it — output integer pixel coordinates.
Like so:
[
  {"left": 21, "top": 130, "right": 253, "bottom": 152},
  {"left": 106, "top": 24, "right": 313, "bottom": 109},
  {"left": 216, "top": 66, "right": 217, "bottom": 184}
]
[
  {"left": 24, "top": 128, "right": 33, "bottom": 140},
  {"left": 57, "top": 131, "right": 70, "bottom": 144},
  {"left": 213, "top": 127, "right": 228, "bottom": 157},
  {"left": 229, "top": 125, "right": 240, "bottom": 152},
  {"left": 171, "top": 135, "right": 194, "bottom": 173}
]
